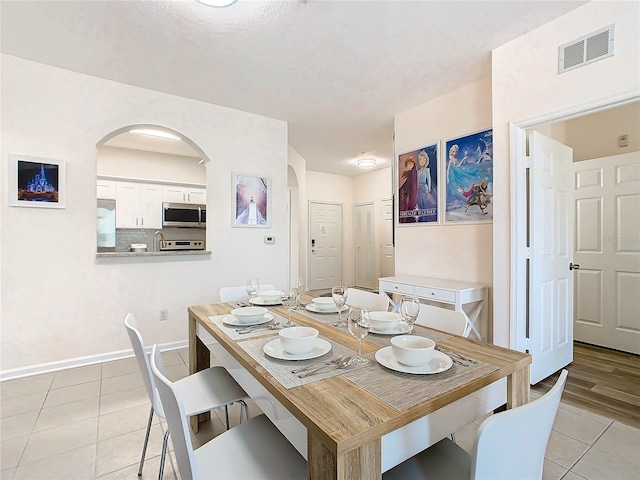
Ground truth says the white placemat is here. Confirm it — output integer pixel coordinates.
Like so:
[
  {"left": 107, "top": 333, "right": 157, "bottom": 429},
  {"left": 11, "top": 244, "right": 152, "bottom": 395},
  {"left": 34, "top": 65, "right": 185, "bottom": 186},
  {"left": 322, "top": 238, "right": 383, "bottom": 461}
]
[
  {"left": 237, "top": 336, "right": 367, "bottom": 389},
  {"left": 208, "top": 313, "right": 294, "bottom": 340}
]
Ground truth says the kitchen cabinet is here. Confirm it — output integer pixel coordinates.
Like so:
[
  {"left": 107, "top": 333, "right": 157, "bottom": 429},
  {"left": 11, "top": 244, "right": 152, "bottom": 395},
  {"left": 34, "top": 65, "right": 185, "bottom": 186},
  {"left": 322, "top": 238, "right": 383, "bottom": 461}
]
[
  {"left": 115, "top": 182, "right": 163, "bottom": 228},
  {"left": 162, "top": 185, "right": 206, "bottom": 205},
  {"left": 97, "top": 179, "right": 116, "bottom": 200}
]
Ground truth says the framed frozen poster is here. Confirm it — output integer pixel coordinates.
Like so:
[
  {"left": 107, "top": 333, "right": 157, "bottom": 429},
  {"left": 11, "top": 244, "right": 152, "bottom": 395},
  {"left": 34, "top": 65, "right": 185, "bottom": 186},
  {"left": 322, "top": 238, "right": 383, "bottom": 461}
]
[
  {"left": 444, "top": 129, "right": 493, "bottom": 223},
  {"left": 396, "top": 142, "right": 439, "bottom": 225},
  {"left": 232, "top": 173, "right": 271, "bottom": 228}
]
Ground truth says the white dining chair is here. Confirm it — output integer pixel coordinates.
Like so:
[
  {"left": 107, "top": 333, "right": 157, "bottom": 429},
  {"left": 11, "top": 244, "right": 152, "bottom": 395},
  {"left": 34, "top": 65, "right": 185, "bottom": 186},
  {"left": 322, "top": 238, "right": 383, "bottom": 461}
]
[
  {"left": 415, "top": 304, "right": 468, "bottom": 337},
  {"left": 150, "top": 344, "right": 307, "bottom": 480},
  {"left": 219, "top": 284, "right": 276, "bottom": 302},
  {"left": 383, "top": 369, "right": 568, "bottom": 480},
  {"left": 345, "top": 287, "right": 390, "bottom": 312},
  {"left": 124, "top": 314, "right": 250, "bottom": 479}
]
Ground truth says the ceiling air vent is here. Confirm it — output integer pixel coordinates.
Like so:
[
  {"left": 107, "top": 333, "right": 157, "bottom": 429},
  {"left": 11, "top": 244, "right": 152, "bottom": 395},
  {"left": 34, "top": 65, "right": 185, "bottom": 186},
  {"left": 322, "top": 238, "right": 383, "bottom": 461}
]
[{"left": 559, "top": 25, "right": 615, "bottom": 74}]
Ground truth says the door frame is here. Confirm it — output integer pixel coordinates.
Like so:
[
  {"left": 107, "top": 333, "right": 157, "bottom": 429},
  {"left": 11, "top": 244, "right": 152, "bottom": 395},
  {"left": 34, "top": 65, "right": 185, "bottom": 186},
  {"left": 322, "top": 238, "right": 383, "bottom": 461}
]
[{"left": 509, "top": 90, "right": 639, "bottom": 361}]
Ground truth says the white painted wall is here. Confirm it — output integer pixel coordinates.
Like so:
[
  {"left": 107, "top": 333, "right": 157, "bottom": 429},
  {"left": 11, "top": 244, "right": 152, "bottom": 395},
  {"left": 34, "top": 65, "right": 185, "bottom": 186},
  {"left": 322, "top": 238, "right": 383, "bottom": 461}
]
[
  {"left": 97, "top": 146, "right": 206, "bottom": 184},
  {"left": 1, "top": 55, "right": 289, "bottom": 374},
  {"left": 492, "top": 1, "right": 640, "bottom": 347},
  {"left": 564, "top": 102, "right": 640, "bottom": 161},
  {"left": 394, "top": 77, "right": 493, "bottom": 340},
  {"left": 306, "top": 171, "right": 355, "bottom": 287},
  {"left": 288, "top": 146, "right": 308, "bottom": 287}
]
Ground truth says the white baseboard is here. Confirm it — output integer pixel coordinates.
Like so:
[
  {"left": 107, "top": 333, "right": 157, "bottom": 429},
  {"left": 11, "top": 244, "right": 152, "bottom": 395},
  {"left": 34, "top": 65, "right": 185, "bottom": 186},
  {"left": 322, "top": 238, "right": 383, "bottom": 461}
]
[{"left": 0, "top": 340, "right": 188, "bottom": 382}]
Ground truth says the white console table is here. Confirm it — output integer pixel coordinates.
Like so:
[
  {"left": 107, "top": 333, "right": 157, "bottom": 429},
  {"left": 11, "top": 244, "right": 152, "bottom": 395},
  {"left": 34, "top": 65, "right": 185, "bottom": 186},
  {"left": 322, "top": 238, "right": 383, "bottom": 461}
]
[{"left": 379, "top": 275, "right": 488, "bottom": 340}]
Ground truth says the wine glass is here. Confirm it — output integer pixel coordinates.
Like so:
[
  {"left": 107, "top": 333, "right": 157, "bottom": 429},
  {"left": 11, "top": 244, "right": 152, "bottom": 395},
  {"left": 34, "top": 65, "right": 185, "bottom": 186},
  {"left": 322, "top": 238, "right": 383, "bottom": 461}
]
[
  {"left": 292, "top": 276, "right": 305, "bottom": 309},
  {"left": 347, "top": 306, "right": 370, "bottom": 366},
  {"left": 245, "top": 278, "right": 260, "bottom": 303},
  {"left": 331, "top": 286, "right": 348, "bottom": 327},
  {"left": 400, "top": 295, "right": 420, "bottom": 334},
  {"left": 281, "top": 289, "right": 297, "bottom": 327}
]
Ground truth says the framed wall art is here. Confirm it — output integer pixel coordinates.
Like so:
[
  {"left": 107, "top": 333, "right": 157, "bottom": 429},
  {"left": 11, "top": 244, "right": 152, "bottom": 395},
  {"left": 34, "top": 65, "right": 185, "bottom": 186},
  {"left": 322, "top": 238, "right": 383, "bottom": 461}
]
[
  {"left": 8, "top": 154, "right": 66, "bottom": 209},
  {"left": 232, "top": 172, "right": 271, "bottom": 228},
  {"left": 444, "top": 128, "right": 493, "bottom": 223},
  {"left": 396, "top": 142, "right": 439, "bottom": 225}
]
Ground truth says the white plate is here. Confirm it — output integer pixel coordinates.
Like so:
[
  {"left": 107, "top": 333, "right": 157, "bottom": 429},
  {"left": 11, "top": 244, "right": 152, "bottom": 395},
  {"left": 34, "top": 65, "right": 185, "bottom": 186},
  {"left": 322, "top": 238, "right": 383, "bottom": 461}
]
[
  {"left": 375, "top": 346, "right": 453, "bottom": 375},
  {"left": 250, "top": 297, "right": 282, "bottom": 306},
  {"left": 263, "top": 338, "right": 332, "bottom": 361},
  {"left": 305, "top": 303, "right": 349, "bottom": 314},
  {"left": 370, "top": 322, "right": 411, "bottom": 335},
  {"left": 223, "top": 312, "right": 274, "bottom": 327}
]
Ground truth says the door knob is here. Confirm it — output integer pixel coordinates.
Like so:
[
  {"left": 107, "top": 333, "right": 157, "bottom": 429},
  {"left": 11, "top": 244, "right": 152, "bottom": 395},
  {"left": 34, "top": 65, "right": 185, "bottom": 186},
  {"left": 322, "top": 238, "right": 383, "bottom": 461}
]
[{"left": 569, "top": 263, "right": 580, "bottom": 271}]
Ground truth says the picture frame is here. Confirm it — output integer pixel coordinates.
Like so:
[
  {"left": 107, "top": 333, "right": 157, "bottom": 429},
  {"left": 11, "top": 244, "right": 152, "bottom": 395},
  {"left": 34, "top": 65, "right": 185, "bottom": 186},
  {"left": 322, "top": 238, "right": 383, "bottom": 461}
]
[
  {"left": 444, "top": 128, "right": 493, "bottom": 223},
  {"left": 396, "top": 141, "right": 439, "bottom": 226},
  {"left": 232, "top": 172, "right": 271, "bottom": 228},
  {"left": 8, "top": 154, "right": 66, "bottom": 209}
]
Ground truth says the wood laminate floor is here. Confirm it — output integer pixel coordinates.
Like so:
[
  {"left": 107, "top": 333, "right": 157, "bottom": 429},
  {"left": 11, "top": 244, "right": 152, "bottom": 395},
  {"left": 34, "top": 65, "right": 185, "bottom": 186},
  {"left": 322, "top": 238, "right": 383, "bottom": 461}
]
[{"left": 532, "top": 342, "right": 640, "bottom": 428}]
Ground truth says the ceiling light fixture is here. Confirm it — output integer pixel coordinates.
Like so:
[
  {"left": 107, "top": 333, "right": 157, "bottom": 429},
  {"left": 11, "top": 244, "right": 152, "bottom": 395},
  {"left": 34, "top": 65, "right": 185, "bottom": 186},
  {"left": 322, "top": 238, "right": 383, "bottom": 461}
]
[
  {"left": 195, "top": 0, "right": 238, "bottom": 7},
  {"left": 357, "top": 157, "right": 376, "bottom": 168},
  {"left": 129, "top": 129, "right": 181, "bottom": 141}
]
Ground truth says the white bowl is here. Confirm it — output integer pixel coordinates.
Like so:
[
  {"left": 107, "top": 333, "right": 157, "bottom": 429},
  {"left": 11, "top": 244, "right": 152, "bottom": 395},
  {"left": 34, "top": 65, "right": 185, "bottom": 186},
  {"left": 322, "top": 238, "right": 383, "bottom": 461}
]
[
  {"left": 368, "top": 311, "right": 402, "bottom": 331},
  {"left": 279, "top": 326, "right": 319, "bottom": 355},
  {"left": 390, "top": 335, "right": 435, "bottom": 367},
  {"left": 230, "top": 306, "right": 268, "bottom": 324},
  {"left": 258, "top": 290, "right": 283, "bottom": 302},
  {"left": 312, "top": 297, "right": 335, "bottom": 311}
]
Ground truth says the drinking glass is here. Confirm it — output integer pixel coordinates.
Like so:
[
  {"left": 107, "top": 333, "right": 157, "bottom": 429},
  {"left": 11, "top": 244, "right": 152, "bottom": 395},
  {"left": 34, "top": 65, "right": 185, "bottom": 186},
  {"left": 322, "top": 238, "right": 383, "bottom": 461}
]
[
  {"left": 331, "top": 286, "right": 348, "bottom": 327},
  {"left": 347, "top": 306, "right": 370, "bottom": 365},
  {"left": 400, "top": 295, "right": 420, "bottom": 334},
  {"left": 281, "top": 289, "right": 297, "bottom": 327},
  {"left": 245, "top": 278, "right": 260, "bottom": 303},
  {"left": 292, "top": 276, "right": 305, "bottom": 309}
]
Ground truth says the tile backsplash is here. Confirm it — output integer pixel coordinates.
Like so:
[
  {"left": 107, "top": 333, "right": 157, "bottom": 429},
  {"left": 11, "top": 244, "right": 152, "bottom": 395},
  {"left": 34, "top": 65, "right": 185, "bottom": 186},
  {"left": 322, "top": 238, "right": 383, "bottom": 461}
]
[{"left": 115, "top": 228, "right": 206, "bottom": 252}]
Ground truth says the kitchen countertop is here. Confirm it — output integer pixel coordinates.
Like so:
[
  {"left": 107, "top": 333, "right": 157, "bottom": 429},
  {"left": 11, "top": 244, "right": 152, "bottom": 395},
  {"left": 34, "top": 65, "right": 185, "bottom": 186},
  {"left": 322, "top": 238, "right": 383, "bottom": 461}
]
[{"left": 96, "top": 250, "right": 212, "bottom": 258}]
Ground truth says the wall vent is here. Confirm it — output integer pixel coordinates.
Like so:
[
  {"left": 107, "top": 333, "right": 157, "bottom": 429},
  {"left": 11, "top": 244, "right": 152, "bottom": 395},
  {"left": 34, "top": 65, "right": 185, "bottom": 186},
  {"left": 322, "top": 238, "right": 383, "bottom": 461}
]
[{"left": 558, "top": 25, "right": 615, "bottom": 74}]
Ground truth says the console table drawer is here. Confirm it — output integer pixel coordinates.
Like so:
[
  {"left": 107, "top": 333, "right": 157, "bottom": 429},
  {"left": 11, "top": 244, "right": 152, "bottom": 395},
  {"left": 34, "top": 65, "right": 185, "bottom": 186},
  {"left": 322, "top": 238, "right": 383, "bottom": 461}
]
[
  {"left": 379, "top": 282, "right": 414, "bottom": 296},
  {"left": 415, "top": 287, "right": 457, "bottom": 303}
]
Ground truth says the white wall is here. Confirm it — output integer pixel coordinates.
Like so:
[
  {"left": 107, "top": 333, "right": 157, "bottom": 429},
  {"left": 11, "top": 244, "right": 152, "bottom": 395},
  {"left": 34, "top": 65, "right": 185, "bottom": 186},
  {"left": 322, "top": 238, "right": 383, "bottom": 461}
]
[
  {"left": 288, "top": 146, "right": 308, "bottom": 286},
  {"left": 492, "top": 1, "right": 640, "bottom": 346},
  {"left": 394, "top": 77, "right": 493, "bottom": 340},
  {"left": 97, "top": 146, "right": 206, "bottom": 184},
  {"left": 1, "top": 55, "right": 290, "bottom": 375},
  {"left": 564, "top": 102, "right": 640, "bottom": 161},
  {"left": 306, "top": 171, "right": 355, "bottom": 287}
]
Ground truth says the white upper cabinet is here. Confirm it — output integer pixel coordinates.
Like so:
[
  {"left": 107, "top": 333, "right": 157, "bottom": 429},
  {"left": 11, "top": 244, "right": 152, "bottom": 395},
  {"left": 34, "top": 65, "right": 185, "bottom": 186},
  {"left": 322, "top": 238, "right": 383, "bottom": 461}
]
[
  {"left": 162, "top": 185, "right": 206, "bottom": 205},
  {"left": 115, "top": 182, "right": 163, "bottom": 228},
  {"left": 97, "top": 179, "right": 116, "bottom": 200}
]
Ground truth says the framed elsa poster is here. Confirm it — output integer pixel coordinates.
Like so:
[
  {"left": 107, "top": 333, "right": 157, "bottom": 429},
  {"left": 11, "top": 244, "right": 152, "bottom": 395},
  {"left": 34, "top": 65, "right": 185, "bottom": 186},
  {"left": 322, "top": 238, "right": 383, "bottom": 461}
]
[
  {"left": 444, "top": 129, "right": 493, "bottom": 223},
  {"left": 396, "top": 142, "right": 439, "bottom": 225}
]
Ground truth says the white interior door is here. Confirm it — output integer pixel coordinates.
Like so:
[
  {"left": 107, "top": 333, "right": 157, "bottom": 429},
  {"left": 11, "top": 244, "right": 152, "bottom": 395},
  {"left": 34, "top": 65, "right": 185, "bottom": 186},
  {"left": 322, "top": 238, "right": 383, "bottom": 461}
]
[
  {"left": 574, "top": 152, "right": 640, "bottom": 354},
  {"left": 380, "top": 198, "right": 395, "bottom": 278},
  {"left": 529, "top": 130, "right": 574, "bottom": 384},
  {"left": 309, "top": 202, "right": 342, "bottom": 290},
  {"left": 355, "top": 203, "right": 375, "bottom": 289}
]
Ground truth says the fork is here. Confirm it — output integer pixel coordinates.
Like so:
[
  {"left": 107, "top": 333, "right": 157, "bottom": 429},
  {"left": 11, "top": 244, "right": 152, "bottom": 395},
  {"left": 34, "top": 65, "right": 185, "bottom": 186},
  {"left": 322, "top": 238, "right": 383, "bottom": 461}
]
[
  {"left": 291, "top": 355, "right": 345, "bottom": 374},
  {"left": 298, "top": 357, "right": 352, "bottom": 378},
  {"left": 237, "top": 322, "right": 281, "bottom": 334},
  {"left": 435, "top": 346, "right": 471, "bottom": 366}
]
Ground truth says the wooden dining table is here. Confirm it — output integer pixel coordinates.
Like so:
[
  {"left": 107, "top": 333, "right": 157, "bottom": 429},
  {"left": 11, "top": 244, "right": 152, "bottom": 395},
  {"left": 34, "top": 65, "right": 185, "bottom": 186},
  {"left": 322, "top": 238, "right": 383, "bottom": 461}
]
[{"left": 188, "top": 299, "right": 531, "bottom": 480}]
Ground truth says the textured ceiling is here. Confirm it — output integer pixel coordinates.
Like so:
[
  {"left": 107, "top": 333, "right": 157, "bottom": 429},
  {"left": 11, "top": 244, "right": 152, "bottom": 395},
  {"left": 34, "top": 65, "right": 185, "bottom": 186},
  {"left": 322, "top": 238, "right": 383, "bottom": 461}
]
[{"left": 1, "top": 0, "right": 586, "bottom": 175}]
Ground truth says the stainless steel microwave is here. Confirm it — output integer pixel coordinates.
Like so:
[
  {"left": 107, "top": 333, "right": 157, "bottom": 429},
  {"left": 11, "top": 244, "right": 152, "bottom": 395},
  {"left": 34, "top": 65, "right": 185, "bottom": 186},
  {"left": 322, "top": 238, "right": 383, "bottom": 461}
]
[{"left": 162, "top": 203, "right": 206, "bottom": 228}]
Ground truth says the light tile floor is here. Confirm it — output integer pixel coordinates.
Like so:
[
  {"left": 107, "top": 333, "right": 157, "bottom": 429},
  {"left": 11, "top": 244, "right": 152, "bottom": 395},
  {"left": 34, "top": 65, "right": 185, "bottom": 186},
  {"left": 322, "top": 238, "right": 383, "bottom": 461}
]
[{"left": 1, "top": 348, "right": 639, "bottom": 479}]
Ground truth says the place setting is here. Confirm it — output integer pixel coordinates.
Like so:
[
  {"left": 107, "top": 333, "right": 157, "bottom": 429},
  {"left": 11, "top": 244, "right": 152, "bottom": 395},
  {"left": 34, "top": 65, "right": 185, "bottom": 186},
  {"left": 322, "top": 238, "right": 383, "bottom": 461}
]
[
  {"left": 237, "top": 325, "right": 363, "bottom": 389},
  {"left": 209, "top": 306, "right": 288, "bottom": 339}
]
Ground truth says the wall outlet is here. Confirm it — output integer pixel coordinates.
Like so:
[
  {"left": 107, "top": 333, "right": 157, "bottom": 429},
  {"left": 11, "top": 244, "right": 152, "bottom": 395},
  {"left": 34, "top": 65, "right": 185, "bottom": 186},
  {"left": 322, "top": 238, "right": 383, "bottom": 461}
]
[
  {"left": 264, "top": 236, "right": 275, "bottom": 244},
  {"left": 159, "top": 309, "right": 168, "bottom": 321}
]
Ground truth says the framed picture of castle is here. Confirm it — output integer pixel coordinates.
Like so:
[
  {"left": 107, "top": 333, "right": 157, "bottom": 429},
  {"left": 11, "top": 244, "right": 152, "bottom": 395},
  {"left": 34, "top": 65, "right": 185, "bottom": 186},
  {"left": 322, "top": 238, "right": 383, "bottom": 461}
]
[
  {"left": 8, "top": 154, "right": 66, "bottom": 209},
  {"left": 444, "top": 129, "right": 493, "bottom": 223}
]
